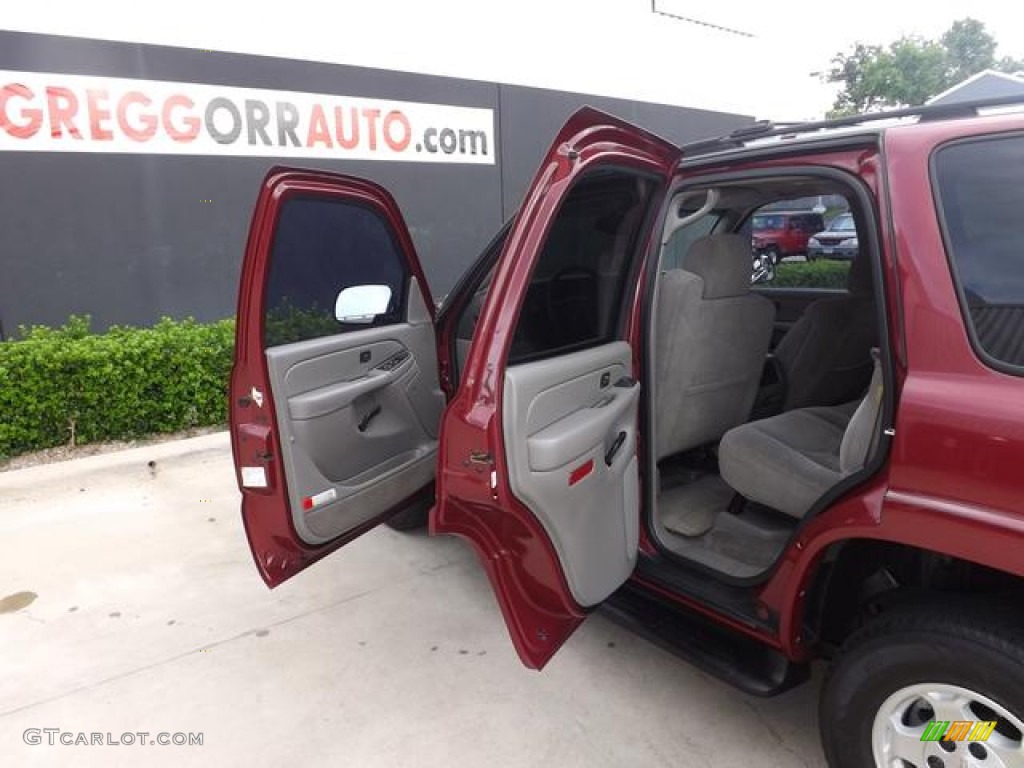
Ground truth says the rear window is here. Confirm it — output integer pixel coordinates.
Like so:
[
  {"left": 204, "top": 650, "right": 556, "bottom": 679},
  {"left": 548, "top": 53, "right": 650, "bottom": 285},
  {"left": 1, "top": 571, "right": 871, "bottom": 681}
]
[{"left": 933, "top": 134, "right": 1024, "bottom": 369}]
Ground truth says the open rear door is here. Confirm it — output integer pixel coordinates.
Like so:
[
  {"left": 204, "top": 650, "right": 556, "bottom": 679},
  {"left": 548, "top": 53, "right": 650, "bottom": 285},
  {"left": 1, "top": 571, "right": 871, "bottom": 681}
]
[
  {"left": 230, "top": 169, "right": 444, "bottom": 586},
  {"left": 434, "top": 109, "right": 680, "bottom": 668}
]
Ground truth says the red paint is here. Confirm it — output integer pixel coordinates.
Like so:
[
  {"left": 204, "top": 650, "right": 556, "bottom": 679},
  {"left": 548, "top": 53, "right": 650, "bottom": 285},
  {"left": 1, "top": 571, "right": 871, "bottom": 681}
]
[
  {"left": 0, "top": 83, "right": 42, "bottom": 138},
  {"left": 233, "top": 106, "right": 1024, "bottom": 679},
  {"left": 45, "top": 86, "right": 82, "bottom": 139},
  {"left": 568, "top": 459, "right": 594, "bottom": 486},
  {"left": 361, "top": 108, "right": 380, "bottom": 150},
  {"left": 334, "top": 107, "right": 359, "bottom": 149},
  {"left": 86, "top": 89, "right": 113, "bottom": 141},
  {"left": 306, "top": 105, "right": 331, "bottom": 148},
  {"left": 382, "top": 110, "right": 411, "bottom": 152},
  {"left": 230, "top": 168, "right": 435, "bottom": 587},
  {"left": 432, "top": 108, "right": 680, "bottom": 668},
  {"left": 116, "top": 91, "right": 158, "bottom": 142}
]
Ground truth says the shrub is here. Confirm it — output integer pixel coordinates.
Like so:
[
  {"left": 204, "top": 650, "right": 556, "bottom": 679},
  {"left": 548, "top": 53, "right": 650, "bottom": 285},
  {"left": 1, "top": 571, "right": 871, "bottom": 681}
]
[
  {"left": 771, "top": 259, "right": 851, "bottom": 289},
  {"left": 0, "top": 315, "right": 235, "bottom": 459}
]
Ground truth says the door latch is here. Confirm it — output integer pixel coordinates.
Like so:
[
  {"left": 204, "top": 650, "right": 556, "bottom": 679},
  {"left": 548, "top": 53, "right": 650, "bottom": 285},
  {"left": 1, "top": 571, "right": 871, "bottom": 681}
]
[{"left": 468, "top": 450, "right": 492, "bottom": 465}]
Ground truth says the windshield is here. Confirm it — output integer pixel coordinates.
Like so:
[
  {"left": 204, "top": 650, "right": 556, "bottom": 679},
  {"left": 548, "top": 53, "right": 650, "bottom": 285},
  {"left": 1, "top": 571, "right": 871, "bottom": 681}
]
[{"left": 828, "top": 214, "right": 855, "bottom": 232}]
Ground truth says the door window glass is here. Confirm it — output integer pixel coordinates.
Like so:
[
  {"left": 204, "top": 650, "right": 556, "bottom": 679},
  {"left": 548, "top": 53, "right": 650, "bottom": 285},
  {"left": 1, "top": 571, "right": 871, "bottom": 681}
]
[
  {"left": 934, "top": 134, "right": 1024, "bottom": 369},
  {"left": 263, "top": 197, "right": 407, "bottom": 347},
  {"left": 508, "top": 170, "right": 654, "bottom": 364}
]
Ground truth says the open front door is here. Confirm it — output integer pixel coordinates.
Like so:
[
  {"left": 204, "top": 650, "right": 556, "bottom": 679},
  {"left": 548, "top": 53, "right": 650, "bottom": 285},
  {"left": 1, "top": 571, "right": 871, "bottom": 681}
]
[
  {"left": 434, "top": 109, "right": 680, "bottom": 668},
  {"left": 230, "top": 169, "right": 444, "bottom": 587}
]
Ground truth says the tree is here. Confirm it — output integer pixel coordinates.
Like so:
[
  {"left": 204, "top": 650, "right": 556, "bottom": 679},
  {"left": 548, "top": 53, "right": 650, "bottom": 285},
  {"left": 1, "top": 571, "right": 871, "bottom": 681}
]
[
  {"left": 827, "top": 18, "right": 1023, "bottom": 117},
  {"left": 942, "top": 18, "right": 997, "bottom": 85}
]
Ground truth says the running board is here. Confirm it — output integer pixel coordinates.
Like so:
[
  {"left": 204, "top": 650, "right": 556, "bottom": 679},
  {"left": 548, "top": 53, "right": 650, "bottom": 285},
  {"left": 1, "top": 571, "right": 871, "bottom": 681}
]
[{"left": 600, "top": 583, "right": 809, "bottom": 697}]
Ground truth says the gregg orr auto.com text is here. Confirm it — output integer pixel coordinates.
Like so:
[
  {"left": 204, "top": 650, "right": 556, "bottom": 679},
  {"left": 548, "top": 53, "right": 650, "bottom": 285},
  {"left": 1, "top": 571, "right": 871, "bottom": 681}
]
[{"left": 0, "top": 70, "right": 495, "bottom": 164}]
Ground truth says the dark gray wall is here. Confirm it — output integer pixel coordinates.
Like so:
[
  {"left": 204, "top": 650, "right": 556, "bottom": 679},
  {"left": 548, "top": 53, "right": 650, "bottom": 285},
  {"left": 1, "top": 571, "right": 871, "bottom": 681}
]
[{"left": 0, "top": 30, "right": 749, "bottom": 334}]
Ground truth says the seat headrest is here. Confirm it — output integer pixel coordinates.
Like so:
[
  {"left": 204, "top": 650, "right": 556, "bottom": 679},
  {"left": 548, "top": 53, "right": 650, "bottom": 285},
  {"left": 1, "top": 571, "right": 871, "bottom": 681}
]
[{"left": 682, "top": 234, "right": 753, "bottom": 299}]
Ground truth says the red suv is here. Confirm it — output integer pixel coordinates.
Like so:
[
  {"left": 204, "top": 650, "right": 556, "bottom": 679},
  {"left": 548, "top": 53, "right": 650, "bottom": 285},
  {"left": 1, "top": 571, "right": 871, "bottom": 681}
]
[
  {"left": 231, "top": 98, "right": 1024, "bottom": 768},
  {"left": 751, "top": 209, "right": 824, "bottom": 263}
]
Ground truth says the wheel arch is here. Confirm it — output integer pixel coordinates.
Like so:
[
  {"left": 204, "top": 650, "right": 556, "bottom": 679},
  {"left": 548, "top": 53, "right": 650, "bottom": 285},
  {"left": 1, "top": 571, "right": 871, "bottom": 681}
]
[{"left": 796, "top": 536, "right": 1024, "bottom": 658}]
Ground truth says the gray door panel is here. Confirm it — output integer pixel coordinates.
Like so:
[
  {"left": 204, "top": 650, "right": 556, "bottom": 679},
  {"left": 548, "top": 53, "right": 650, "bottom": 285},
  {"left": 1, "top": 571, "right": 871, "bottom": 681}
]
[
  {"left": 266, "top": 279, "right": 443, "bottom": 545},
  {"left": 503, "top": 341, "right": 640, "bottom": 607}
]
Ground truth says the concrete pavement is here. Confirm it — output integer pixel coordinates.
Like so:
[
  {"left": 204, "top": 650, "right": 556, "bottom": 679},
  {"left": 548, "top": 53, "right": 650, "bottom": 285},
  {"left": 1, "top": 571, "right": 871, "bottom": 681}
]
[{"left": 0, "top": 433, "right": 825, "bottom": 767}]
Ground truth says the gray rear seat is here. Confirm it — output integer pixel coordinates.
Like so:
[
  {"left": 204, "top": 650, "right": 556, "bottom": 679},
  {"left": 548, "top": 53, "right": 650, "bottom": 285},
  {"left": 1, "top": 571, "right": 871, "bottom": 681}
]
[{"left": 719, "top": 350, "right": 883, "bottom": 519}]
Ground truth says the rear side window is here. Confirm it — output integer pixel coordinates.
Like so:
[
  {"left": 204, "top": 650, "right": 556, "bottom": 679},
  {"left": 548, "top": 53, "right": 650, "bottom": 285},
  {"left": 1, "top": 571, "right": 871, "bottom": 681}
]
[
  {"left": 934, "top": 134, "right": 1024, "bottom": 369},
  {"left": 508, "top": 169, "right": 654, "bottom": 364},
  {"left": 263, "top": 197, "right": 407, "bottom": 348}
]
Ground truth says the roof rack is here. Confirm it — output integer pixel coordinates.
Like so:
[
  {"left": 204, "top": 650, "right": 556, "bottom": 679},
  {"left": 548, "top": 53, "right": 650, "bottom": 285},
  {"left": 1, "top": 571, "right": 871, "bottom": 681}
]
[{"left": 682, "top": 93, "right": 1024, "bottom": 157}]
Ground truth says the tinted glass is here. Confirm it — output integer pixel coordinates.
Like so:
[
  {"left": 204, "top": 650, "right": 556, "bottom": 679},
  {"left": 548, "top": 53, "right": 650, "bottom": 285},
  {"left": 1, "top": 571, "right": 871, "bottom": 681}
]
[
  {"left": 934, "top": 134, "right": 1024, "bottom": 368},
  {"left": 263, "top": 197, "right": 407, "bottom": 347},
  {"left": 508, "top": 170, "right": 653, "bottom": 364},
  {"left": 752, "top": 214, "right": 784, "bottom": 230}
]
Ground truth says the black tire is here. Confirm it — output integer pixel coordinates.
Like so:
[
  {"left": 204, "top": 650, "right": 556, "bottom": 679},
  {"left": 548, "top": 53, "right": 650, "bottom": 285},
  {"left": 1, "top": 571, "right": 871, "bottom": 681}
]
[
  {"left": 385, "top": 490, "right": 432, "bottom": 531},
  {"left": 820, "top": 599, "right": 1024, "bottom": 768},
  {"left": 767, "top": 246, "right": 782, "bottom": 265}
]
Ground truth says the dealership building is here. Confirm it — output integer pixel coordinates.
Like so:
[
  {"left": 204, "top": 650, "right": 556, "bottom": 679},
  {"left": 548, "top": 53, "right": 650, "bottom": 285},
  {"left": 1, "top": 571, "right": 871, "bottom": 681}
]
[{"left": 0, "top": 23, "right": 755, "bottom": 335}]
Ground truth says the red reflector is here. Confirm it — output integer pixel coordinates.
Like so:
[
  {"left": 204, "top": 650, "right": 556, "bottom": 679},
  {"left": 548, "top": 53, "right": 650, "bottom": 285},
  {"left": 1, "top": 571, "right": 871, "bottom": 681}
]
[
  {"left": 568, "top": 459, "right": 594, "bottom": 486},
  {"left": 302, "top": 496, "right": 314, "bottom": 511}
]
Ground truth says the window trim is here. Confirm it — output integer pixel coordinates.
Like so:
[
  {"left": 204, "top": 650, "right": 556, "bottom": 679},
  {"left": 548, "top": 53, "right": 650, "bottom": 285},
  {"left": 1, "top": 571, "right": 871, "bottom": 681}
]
[
  {"left": 260, "top": 193, "right": 411, "bottom": 349},
  {"left": 929, "top": 130, "right": 1024, "bottom": 377}
]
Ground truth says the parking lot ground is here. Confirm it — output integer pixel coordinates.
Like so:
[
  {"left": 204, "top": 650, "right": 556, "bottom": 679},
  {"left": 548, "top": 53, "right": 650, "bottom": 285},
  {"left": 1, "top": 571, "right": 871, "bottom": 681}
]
[{"left": 0, "top": 433, "right": 825, "bottom": 767}]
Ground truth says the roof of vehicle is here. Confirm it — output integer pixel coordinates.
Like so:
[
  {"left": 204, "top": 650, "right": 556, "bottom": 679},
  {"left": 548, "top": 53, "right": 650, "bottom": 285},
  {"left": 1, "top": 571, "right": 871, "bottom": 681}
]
[{"left": 679, "top": 93, "right": 1024, "bottom": 165}]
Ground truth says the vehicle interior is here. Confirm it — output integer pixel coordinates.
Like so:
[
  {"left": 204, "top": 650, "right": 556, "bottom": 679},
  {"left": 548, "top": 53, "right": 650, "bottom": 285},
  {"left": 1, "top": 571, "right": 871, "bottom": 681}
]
[
  {"left": 443, "top": 170, "right": 886, "bottom": 589},
  {"left": 649, "top": 176, "right": 883, "bottom": 579}
]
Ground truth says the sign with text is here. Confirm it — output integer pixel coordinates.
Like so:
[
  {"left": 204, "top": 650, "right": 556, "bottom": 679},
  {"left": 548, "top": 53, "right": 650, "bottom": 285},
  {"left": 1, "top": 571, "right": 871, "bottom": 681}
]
[{"left": 0, "top": 70, "right": 495, "bottom": 164}]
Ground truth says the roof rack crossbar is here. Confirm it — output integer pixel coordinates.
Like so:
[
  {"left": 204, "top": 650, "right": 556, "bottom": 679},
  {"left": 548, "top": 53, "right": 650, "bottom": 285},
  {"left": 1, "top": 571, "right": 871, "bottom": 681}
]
[{"left": 683, "top": 93, "right": 1024, "bottom": 157}]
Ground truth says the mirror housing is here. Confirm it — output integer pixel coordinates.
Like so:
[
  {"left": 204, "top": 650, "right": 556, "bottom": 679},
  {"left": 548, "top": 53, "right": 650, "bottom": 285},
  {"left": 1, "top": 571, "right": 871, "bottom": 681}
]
[{"left": 334, "top": 284, "right": 392, "bottom": 324}]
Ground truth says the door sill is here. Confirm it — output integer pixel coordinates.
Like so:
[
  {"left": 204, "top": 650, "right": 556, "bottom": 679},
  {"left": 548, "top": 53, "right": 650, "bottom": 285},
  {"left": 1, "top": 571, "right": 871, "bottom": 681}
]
[{"left": 601, "top": 582, "right": 808, "bottom": 697}]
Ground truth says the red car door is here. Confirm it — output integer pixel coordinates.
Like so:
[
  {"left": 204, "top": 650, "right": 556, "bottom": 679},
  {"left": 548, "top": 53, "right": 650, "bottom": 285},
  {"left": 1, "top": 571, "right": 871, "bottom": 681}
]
[
  {"left": 230, "top": 169, "right": 445, "bottom": 586},
  {"left": 433, "top": 108, "right": 680, "bottom": 668}
]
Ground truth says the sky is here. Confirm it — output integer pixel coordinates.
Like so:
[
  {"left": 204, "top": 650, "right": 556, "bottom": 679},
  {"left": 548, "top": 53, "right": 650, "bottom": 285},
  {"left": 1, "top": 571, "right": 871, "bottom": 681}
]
[{"left": 5, "top": 0, "right": 1024, "bottom": 120}]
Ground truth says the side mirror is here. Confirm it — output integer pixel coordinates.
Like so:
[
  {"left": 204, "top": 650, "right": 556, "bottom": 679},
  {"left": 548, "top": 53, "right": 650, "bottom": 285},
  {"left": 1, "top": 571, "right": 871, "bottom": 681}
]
[{"left": 334, "top": 284, "right": 392, "bottom": 324}]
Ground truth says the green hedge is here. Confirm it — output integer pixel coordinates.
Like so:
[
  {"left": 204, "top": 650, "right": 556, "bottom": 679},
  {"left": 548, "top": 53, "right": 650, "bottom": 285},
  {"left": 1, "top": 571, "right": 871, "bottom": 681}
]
[
  {"left": 0, "top": 315, "right": 235, "bottom": 459},
  {"left": 771, "top": 260, "right": 851, "bottom": 289}
]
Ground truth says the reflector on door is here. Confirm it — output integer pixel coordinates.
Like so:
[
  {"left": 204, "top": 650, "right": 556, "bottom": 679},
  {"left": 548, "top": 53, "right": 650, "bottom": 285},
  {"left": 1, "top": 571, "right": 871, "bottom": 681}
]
[
  {"left": 303, "top": 488, "right": 338, "bottom": 511},
  {"left": 568, "top": 459, "right": 594, "bottom": 486},
  {"left": 241, "top": 466, "right": 268, "bottom": 488}
]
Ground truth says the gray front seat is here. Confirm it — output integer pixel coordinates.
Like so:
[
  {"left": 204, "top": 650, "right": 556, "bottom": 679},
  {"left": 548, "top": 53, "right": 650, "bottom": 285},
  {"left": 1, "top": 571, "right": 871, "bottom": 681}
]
[
  {"left": 774, "top": 253, "right": 877, "bottom": 411},
  {"left": 655, "top": 234, "right": 775, "bottom": 461},
  {"left": 718, "top": 351, "right": 883, "bottom": 519}
]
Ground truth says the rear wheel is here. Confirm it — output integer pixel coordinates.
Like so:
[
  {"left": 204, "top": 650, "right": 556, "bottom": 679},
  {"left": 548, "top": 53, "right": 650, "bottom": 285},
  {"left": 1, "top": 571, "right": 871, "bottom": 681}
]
[
  {"left": 766, "top": 246, "right": 782, "bottom": 265},
  {"left": 820, "top": 600, "right": 1024, "bottom": 767}
]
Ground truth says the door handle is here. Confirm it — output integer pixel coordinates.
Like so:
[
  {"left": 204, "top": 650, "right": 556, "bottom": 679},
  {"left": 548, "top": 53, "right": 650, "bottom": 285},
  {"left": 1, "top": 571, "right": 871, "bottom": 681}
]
[
  {"left": 357, "top": 405, "right": 382, "bottom": 432},
  {"left": 604, "top": 431, "right": 627, "bottom": 466}
]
